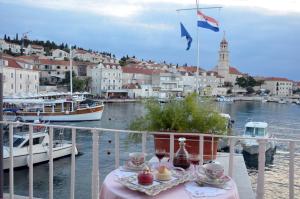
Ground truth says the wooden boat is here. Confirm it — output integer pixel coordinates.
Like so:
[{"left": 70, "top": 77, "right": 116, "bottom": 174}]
[{"left": 3, "top": 97, "right": 104, "bottom": 122}]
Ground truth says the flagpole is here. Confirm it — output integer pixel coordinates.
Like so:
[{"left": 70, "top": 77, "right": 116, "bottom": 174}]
[{"left": 196, "top": 0, "right": 200, "bottom": 94}]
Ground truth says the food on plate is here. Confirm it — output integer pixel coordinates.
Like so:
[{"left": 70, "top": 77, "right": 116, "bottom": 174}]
[
  {"left": 156, "top": 166, "right": 172, "bottom": 181},
  {"left": 138, "top": 166, "right": 154, "bottom": 185}
]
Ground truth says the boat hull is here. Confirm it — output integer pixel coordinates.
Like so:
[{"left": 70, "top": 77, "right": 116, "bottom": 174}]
[
  {"left": 3, "top": 145, "right": 77, "bottom": 169},
  {"left": 4, "top": 105, "right": 104, "bottom": 122}
]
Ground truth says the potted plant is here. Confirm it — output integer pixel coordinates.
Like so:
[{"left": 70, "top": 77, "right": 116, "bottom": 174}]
[{"left": 129, "top": 93, "right": 227, "bottom": 160}]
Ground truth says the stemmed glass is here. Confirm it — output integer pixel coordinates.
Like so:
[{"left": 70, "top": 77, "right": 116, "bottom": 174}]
[
  {"left": 189, "top": 154, "right": 200, "bottom": 177},
  {"left": 155, "top": 149, "right": 166, "bottom": 165}
]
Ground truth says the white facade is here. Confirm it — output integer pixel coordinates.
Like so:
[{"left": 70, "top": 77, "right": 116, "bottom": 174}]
[
  {"left": 262, "top": 78, "right": 293, "bottom": 96},
  {"left": 26, "top": 44, "right": 45, "bottom": 55},
  {"left": 0, "top": 40, "right": 21, "bottom": 54},
  {"left": 152, "top": 72, "right": 183, "bottom": 97},
  {"left": 52, "top": 49, "right": 69, "bottom": 60},
  {"left": 1, "top": 59, "right": 39, "bottom": 96},
  {"left": 90, "top": 63, "right": 122, "bottom": 95}
]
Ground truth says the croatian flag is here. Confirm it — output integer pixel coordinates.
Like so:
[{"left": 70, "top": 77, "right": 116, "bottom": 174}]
[{"left": 197, "top": 10, "right": 219, "bottom": 32}]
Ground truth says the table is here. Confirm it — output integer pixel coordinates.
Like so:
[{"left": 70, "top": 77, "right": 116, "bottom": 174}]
[{"left": 100, "top": 169, "right": 240, "bottom": 199}]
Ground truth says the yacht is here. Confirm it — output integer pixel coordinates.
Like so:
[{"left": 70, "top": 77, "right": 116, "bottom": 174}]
[
  {"left": 3, "top": 130, "right": 78, "bottom": 169},
  {"left": 216, "top": 96, "right": 233, "bottom": 102},
  {"left": 240, "top": 122, "right": 276, "bottom": 155}
]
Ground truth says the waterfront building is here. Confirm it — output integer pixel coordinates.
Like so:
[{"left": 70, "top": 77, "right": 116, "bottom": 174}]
[
  {"left": 122, "top": 65, "right": 162, "bottom": 86},
  {"left": 89, "top": 62, "right": 122, "bottom": 95},
  {"left": 181, "top": 72, "right": 196, "bottom": 95},
  {"left": 51, "top": 49, "right": 69, "bottom": 60},
  {"left": 0, "top": 57, "right": 39, "bottom": 96},
  {"left": 214, "top": 36, "right": 243, "bottom": 84},
  {"left": 262, "top": 77, "right": 293, "bottom": 96},
  {"left": 152, "top": 72, "right": 183, "bottom": 97}
]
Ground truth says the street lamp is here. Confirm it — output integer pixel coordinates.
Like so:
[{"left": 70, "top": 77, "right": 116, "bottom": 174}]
[{"left": 0, "top": 55, "right": 4, "bottom": 199}]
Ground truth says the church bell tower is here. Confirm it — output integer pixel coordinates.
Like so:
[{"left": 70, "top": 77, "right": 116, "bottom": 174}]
[{"left": 217, "top": 32, "right": 229, "bottom": 80}]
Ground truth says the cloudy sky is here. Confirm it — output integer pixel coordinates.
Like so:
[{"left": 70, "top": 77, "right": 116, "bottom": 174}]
[{"left": 0, "top": 0, "right": 300, "bottom": 80}]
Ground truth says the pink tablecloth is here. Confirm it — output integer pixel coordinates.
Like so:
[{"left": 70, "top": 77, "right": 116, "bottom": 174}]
[{"left": 100, "top": 170, "right": 240, "bottom": 199}]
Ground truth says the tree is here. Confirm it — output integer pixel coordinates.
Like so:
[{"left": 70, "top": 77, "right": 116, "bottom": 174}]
[
  {"left": 4, "top": 34, "right": 7, "bottom": 40},
  {"left": 235, "top": 76, "right": 258, "bottom": 88},
  {"left": 15, "top": 33, "right": 19, "bottom": 41},
  {"left": 246, "top": 86, "right": 255, "bottom": 94}
]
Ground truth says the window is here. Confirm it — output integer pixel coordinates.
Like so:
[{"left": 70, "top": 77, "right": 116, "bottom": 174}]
[
  {"left": 20, "top": 74, "right": 22, "bottom": 79},
  {"left": 28, "top": 75, "right": 30, "bottom": 80},
  {"left": 57, "top": 66, "right": 60, "bottom": 69},
  {"left": 48, "top": 72, "right": 51, "bottom": 74},
  {"left": 20, "top": 84, "right": 22, "bottom": 89},
  {"left": 13, "top": 138, "right": 25, "bottom": 147},
  {"left": 35, "top": 75, "right": 37, "bottom": 80},
  {"left": 11, "top": 73, "right": 13, "bottom": 78},
  {"left": 11, "top": 84, "right": 13, "bottom": 89}
]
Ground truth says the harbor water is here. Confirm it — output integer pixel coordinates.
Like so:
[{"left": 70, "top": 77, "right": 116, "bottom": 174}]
[{"left": 3, "top": 101, "right": 300, "bottom": 198}]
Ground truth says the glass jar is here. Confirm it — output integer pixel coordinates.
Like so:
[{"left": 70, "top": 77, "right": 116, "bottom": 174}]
[{"left": 173, "top": 137, "right": 190, "bottom": 169}]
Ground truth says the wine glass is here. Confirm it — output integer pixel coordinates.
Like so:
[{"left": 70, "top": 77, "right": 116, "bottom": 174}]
[
  {"left": 155, "top": 149, "right": 166, "bottom": 165},
  {"left": 189, "top": 154, "right": 200, "bottom": 176}
]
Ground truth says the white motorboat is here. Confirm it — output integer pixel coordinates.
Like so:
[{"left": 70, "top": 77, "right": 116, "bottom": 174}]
[
  {"left": 240, "top": 122, "right": 276, "bottom": 155},
  {"left": 216, "top": 96, "right": 233, "bottom": 102},
  {"left": 3, "top": 130, "right": 78, "bottom": 169}
]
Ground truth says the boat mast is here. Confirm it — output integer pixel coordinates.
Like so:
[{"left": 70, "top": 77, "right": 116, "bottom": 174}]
[{"left": 69, "top": 46, "right": 73, "bottom": 96}]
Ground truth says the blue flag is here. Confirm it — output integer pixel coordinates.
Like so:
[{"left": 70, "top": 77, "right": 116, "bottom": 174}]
[{"left": 180, "top": 22, "right": 192, "bottom": 50}]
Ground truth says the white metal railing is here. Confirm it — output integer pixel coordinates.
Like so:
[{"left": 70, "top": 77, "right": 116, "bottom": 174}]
[{"left": 1, "top": 121, "right": 299, "bottom": 199}]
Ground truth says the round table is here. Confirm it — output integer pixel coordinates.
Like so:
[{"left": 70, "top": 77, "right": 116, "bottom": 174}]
[{"left": 100, "top": 169, "right": 240, "bottom": 199}]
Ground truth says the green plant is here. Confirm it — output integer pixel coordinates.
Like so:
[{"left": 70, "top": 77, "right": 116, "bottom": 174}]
[{"left": 129, "top": 93, "right": 227, "bottom": 135}]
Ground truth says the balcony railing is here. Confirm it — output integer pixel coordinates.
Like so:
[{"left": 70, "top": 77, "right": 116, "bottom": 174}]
[{"left": 1, "top": 121, "right": 299, "bottom": 199}]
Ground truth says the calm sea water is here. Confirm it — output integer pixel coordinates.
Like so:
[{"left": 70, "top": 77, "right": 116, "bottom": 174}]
[{"left": 3, "top": 101, "right": 300, "bottom": 198}]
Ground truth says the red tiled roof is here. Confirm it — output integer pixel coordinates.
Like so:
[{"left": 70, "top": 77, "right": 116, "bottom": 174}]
[
  {"left": 297, "top": 82, "right": 300, "bottom": 86},
  {"left": 122, "top": 66, "right": 163, "bottom": 75},
  {"left": 31, "top": 44, "right": 44, "bottom": 49},
  {"left": 177, "top": 66, "right": 205, "bottom": 73},
  {"left": 75, "top": 49, "right": 89, "bottom": 54},
  {"left": 39, "top": 59, "right": 70, "bottom": 66},
  {"left": 229, "top": 66, "right": 243, "bottom": 75},
  {"left": 4, "top": 58, "right": 22, "bottom": 69},
  {"left": 264, "top": 77, "right": 292, "bottom": 82}
]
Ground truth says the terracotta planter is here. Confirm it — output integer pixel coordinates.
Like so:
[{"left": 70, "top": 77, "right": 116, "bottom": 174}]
[{"left": 154, "top": 134, "right": 218, "bottom": 161}]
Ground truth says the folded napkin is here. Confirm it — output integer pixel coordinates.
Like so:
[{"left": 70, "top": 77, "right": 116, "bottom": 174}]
[
  {"left": 114, "top": 168, "right": 136, "bottom": 178},
  {"left": 185, "top": 182, "right": 226, "bottom": 197}
]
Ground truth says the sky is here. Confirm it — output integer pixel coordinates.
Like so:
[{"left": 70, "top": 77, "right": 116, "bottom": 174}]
[{"left": 0, "top": 0, "right": 300, "bottom": 80}]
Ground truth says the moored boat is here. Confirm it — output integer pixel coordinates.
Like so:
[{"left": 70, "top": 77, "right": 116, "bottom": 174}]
[
  {"left": 3, "top": 130, "right": 78, "bottom": 169},
  {"left": 3, "top": 97, "right": 104, "bottom": 122},
  {"left": 240, "top": 121, "right": 276, "bottom": 167}
]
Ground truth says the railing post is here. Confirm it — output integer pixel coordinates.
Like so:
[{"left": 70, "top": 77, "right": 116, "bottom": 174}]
[
  {"left": 70, "top": 128, "right": 76, "bottom": 199},
  {"left": 170, "top": 134, "right": 174, "bottom": 162},
  {"left": 9, "top": 124, "right": 14, "bottom": 199},
  {"left": 256, "top": 139, "right": 266, "bottom": 199},
  {"left": 49, "top": 127, "right": 54, "bottom": 199},
  {"left": 142, "top": 132, "right": 147, "bottom": 154},
  {"left": 91, "top": 130, "right": 99, "bottom": 199},
  {"left": 228, "top": 138, "right": 234, "bottom": 177},
  {"left": 29, "top": 125, "right": 34, "bottom": 199},
  {"left": 199, "top": 135, "right": 204, "bottom": 165},
  {"left": 289, "top": 141, "right": 295, "bottom": 199},
  {"left": 114, "top": 132, "right": 120, "bottom": 169}
]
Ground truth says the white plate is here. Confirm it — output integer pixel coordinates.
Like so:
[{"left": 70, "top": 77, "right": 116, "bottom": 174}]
[{"left": 196, "top": 175, "right": 230, "bottom": 187}]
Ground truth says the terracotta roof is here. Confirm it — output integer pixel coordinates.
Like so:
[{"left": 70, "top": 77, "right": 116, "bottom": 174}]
[
  {"left": 229, "top": 66, "right": 243, "bottom": 75},
  {"left": 31, "top": 44, "right": 44, "bottom": 49},
  {"left": 122, "top": 66, "right": 163, "bottom": 75},
  {"left": 297, "top": 82, "right": 300, "bottom": 86},
  {"left": 39, "top": 59, "right": 70, "bottom": 66},
  {"left": 177, "top": 66, "right": 205, "bottom": 73},
  {"left": 4, "top": 58, "right": 22, "bottom": 69},
  {"left": 264, "top": 77, "right": 292, "bottom": 82},
  {"left": 75, "top": 49, "right": 89, "bottom": 54}
]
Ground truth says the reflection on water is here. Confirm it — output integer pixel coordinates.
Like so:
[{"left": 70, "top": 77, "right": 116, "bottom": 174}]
[{"left": 3, "top": 102, "right": 300, "bottom": 198}]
